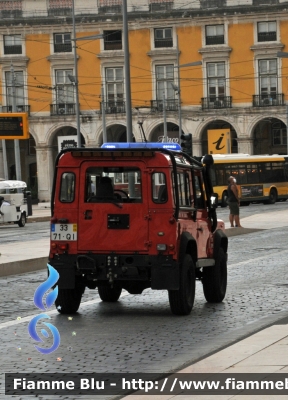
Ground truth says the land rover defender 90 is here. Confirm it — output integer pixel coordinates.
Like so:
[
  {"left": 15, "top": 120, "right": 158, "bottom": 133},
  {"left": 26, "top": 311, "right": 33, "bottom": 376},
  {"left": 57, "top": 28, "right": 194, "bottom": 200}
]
[{"left": 49, "top": 143, "right": 228, "bottom": 315}]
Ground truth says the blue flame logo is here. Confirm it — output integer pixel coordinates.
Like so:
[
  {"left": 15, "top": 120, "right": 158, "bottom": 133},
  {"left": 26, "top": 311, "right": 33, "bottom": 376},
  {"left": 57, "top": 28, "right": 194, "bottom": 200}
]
[{"left": 28, "top": 264, "right": 60, "bottom": 354}]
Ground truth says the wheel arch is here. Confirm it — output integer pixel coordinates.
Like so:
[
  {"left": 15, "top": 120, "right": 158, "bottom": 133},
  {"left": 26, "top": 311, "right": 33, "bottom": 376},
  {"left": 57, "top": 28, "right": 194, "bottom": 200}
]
[{"left": 179, "top": 232, "right": 198, "bottom": 266}]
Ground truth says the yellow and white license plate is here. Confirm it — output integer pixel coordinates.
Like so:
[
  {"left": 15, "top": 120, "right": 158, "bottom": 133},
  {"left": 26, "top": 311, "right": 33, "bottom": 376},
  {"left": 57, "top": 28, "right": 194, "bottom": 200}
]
[{"left": 51, "top": 223, "right": 77, "bottom": 241}]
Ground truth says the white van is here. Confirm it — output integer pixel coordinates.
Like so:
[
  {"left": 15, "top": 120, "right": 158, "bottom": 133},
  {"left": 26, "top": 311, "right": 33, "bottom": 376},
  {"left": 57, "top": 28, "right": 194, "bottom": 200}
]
[{"left": 0, "top": 180, "right": 32, "bottom": 227}]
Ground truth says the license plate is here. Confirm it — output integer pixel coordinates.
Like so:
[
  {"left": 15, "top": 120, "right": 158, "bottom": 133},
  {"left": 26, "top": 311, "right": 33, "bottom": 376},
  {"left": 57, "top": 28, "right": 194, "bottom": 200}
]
[{"left": 51, "top": 223, "right": 77, "bottom": 241}]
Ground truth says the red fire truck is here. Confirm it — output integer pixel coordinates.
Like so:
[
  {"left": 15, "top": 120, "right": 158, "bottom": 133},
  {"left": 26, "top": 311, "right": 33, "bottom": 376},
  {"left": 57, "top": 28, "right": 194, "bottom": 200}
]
[{"left": 49, "top": 143, "right": 228, "bottom": 315}]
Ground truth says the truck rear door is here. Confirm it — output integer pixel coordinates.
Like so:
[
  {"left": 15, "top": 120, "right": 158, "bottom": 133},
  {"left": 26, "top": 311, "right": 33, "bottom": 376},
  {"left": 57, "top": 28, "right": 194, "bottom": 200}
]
[{"left": 78, "top": 161, "right": 149, "bottom": 253}]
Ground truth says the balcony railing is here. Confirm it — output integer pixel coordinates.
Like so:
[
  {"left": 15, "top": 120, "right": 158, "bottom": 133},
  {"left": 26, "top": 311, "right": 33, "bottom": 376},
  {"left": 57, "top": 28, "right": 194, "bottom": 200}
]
[
  {"left": 252, "top": 93, "right": 284, "bottom": 107},
  {"left": 200, "top": 0, "right": 226, "bottom": 8},
  {"left": 151, "top": 99, "right": 178, "bottom": 112},
  {"left": 50, "top": 103, "right": 76, "bottom": 116},
  {"left": 154, "top": 38, "right": 173, "bottom": 48},
  {"left": 100, "top": 101, "right": 126, "bottom": 114},
  {"left": 206, "top": 35, "right": 224, "bottom": 45},
  {"left": 98, "top": 5, "right": 122, "bottom": 13},
  {"left": 201, "top": 96, "right": 232, "bottom": 110},
  {"left": 4, "top": 45, "right": 22, "bottom": 55},
  {"left": 54, "top": 43, "right": 72, "bottom": 53},
  {"left": 2, "top": 105, "right": 30, "bottom": 116},
  {"left": 257, "top": 31, "right": 277, "bottom": 42},
  {"left": 0, "top": 10, "right": 22, "bottom": 18},
  {"left": 253, "top": 0, "right": 278, "bottom": 5},
  {"left": 48, "top": 8, "right": 72, "bottom": 16},
  {"left": 149, "top": 2, "right": 174, "bottom": 11}
]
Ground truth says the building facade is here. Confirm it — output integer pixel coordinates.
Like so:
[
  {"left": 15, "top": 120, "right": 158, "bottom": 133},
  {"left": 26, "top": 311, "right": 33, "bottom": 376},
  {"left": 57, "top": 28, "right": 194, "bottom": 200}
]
[{"left": 0, "top": 0, "right": 287, "bottom": 201}]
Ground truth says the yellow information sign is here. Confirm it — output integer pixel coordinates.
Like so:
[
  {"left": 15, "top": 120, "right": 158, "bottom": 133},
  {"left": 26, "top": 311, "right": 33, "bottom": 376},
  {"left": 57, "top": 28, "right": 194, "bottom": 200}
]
[
  {"left": 0, "top": 113, "right": 29, "bottom": 139},
  {"left": 208, "top": 129, "right": 231, "bottom": 154}
]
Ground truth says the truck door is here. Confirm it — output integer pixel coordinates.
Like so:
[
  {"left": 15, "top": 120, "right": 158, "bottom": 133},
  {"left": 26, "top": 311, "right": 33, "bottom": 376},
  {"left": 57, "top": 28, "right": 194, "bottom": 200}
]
[{"left": 78, "top": 162, "right": 149, "bottom": 252}]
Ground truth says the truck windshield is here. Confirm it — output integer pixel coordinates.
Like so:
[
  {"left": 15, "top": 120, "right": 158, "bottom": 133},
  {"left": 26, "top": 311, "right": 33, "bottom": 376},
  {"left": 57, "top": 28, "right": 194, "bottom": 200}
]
[{"left": 85, "top": 167, "right": 142, "bottom": 203}]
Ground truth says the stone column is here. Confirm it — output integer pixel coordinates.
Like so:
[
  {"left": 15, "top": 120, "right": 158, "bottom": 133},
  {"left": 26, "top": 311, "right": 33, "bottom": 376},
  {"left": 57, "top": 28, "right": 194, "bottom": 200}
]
[
  {"left": 237, "top": 138, "right": 254, "bottom": 155},
  {"left": 36, "top": 145, "right": 54, "bottom": 203},
  {"left": 192, "top": 139, "right": 202, "bottom": 157},
  {"left": 0, "top": 145, "right": 5, "bottom": 179}
]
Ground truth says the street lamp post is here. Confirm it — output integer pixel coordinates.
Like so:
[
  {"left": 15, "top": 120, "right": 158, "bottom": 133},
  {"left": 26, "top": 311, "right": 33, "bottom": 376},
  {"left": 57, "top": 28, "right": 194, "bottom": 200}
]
[
  {"left": 276, "top": 51, "right": 288, "bottom": 155},
  {"left": 163, "top": 91, "right": 167, "bottom": 140},
  {"left": 71, "top": 0, "right": 81, "bottom": 147},
  {"left": 174, "top": 35, "right": 202, "bottom": 141},
  {"left": 11, "top": 63, "right": 22, "bottom": 187},
  {"left": 122, "top": 0, "right": 133, "bottom": 142},
  {"left": 71, "top": 0, "right": 104, "bottom": 147}
]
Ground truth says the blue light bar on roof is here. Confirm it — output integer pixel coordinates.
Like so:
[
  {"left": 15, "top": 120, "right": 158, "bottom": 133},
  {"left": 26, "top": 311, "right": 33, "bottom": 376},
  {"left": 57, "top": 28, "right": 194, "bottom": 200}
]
[{"left": 101, "top": 142, "right": 181, "bottom": 151}]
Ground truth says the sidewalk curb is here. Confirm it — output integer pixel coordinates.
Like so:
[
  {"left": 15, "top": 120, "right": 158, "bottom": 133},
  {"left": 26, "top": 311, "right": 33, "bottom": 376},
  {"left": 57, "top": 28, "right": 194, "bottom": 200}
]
[
  {"left": 0, "top": 226, "right": 274, "bottom": 278},
  {"left": 0, "top": 257, "right": 47, "bottom": 277},
  {"left": 27, "top": 216, "right": 50, "bottom": 223}
]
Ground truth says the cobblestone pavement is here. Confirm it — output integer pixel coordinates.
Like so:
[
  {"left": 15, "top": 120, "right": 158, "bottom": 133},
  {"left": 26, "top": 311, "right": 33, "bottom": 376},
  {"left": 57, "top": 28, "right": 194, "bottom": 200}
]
[{"left": 1, "top": 222, "right": 288, "bottom": 399}]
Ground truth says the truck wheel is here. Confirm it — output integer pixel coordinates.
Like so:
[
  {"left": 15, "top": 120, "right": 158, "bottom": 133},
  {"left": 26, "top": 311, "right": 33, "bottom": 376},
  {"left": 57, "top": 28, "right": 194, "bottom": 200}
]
[
  {"left": 55, "top": 286, "right": 85, "bottom": 314},
  {"left": 202, "top": 247, "right": 227, "bottom": 303},
  {"left": 98, "top": 284, "right": 122, "bottom": 302},
  {"left": 18, "top": 213, "right": 26, "bottom": 227},
  {"left": 168, "top": 254, "right": 195, "bottom": 316},
  {"left": 268, "top": 188, "right": 277, "bottom": 204}
]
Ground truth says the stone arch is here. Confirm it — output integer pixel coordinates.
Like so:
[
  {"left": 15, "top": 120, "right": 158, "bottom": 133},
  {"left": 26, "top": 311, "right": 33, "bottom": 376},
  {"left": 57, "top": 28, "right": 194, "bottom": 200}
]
[
  {"left": 95, "top": 122, "right": 139, "bottom": 145},
  {"left": 250, "top": 116, "right": 287, "bottom": 155},
  {"left": 148, "top": 119, "right": 181, "bottom": 143},
  {"left": 247, "top": 114, "right": 287, "bottom": 139},
  {"left": 197, "top": 118, "right": 240, "bottom": 155},
  {"left": 46, "top": 122, "right": 86, "bottom": 147}
]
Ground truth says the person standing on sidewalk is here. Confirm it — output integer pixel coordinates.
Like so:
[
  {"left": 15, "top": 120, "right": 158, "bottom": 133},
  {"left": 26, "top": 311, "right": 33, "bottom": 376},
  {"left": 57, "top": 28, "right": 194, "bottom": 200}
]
[{"left": 227, "top": 176, "right": 242, "bottom": 227}]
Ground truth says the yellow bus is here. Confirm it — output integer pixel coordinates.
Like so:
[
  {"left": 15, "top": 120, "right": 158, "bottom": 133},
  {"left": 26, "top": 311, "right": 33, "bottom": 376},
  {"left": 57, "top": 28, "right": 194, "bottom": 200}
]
[{"left": 210, "top": 154, "right": 288, "bottom": 206}]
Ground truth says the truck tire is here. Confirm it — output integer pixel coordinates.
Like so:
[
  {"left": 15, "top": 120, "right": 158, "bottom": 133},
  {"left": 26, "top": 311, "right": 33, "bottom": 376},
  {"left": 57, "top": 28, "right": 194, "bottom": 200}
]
[
  {"left": 55, "top": 286, "right": 85, "bottom": 314},
  {"left": 168, "top": 254, "right": 195, "bottom": 316},
  {"left": 18, "top": 213, "right": 26, "bottom": 227},
  {"left": 267, "top": 188, "right": 277, "bottom": 204},
  {"left": 98, "top": 285, "right": 122, "bottom": 302},
  {"left": 202, "top": 247, "right": 227, "bottom": 303}
]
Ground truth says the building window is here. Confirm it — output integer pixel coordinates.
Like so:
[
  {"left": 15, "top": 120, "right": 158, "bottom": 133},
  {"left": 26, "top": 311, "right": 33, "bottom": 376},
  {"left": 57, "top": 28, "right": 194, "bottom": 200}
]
[
  {"left": 104, "top": 30, "right": 122, "bottom": 50},
  {"left": 272, "top": 122, "right": 287, "bottom": 146},
  {"left": 257, "top": 21, "right": 276, "bottom": 42},
  {"left": 54, "top": 33, "right": 72, "bottom": 53},
  {"left": 207, "top": 62, "right": 225, "bottom": 100},
  {"left": 154, "top": 28, "right": 173, "bottom": 48},
  {"left": 156, "top": 65, "right": 174, "bottom": 101},
  {"left": 259, "top": 59, "right": 277, "bottom": 103},
  {"left": 105, "top": 67, "right": 124, "bottom": 109},
  {"left": 5, "top": 70, "right": 24, "bottom": 108},
  {"left": 28, "top": 137, "right": 36, "bottom": 156},
  {"left": 55, "top": 70, "right": 74, "bottom": 111},
  {"left": 272, "top": 128, "right": 287, "bottom": 146},
  {"left": 205, "top": 25, "right": 224, "bottom": 45},
  {"left": 4, "top": 35, "right": 22, "bottom": 55}
]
